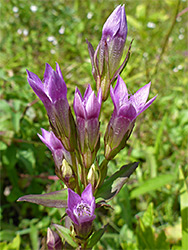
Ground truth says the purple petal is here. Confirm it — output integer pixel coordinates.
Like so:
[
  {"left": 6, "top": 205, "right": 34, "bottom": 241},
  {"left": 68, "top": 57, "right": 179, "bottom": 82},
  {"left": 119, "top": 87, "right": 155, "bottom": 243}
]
[
  {"left": 38, "top": 128, "right": 63, "bottom": 151},
  {"left": 137, "top": 95, "right": 157, "bottom": 116},
  {"left": 79, "top": 214, "right": 96, "bottom": 224},
  {"left": 26, "top": 70, "right": 43, "bottom": 85},
  {"left": 83, "top": 85, "right": 93, "bottom": 102},
  {"left": 131, "top": 82, "right": 151, "bottom": 111},
  {"left": 87, "top": 118, "right": 100, "bottom": 150},
  {"left": 47, "top": 71, "right": 67, "bottom": 102},
  {"left": 110, "top": 76, "right": 128, "bottom": 110},
  {"left": 110, "top": 116, "right": 131, "bottom": 148},
  {"left": 77, "top": 117, "right": 86, "bottom": 151},
  {"left": 27, "top": 77, "right": 51, "bottom": 108},
  {"left": 43, "top": 63, "right": 54, "bottom": 86},
  {"left": 86, "top": 91, "right": 101, "bottom": 119},
  {"left": 81, "top": 184, "right": 95, "bottom": 206},
  {"left": 74, "top": 91, "right": 86, "bottom": 119},
  {"left": 114, "top": 76, "right": 128, "bottom": 104},
  {"left": 102, "top": 5, "right": 122, "bottom": 38},
  {"left": 67, "top": 189, "right": 81, "bottom": 211},
  {"left": 103, "top": 5, "right": 127, "bottom": 40},
  {"left": 119, "top": 103, "right": 137, "bottom": 120},
  {"left": 56, "top": 62, "right": 64, "bottom": 81},
  {"left": 66, "top": 208, "right": 79, "bottom": 225}
]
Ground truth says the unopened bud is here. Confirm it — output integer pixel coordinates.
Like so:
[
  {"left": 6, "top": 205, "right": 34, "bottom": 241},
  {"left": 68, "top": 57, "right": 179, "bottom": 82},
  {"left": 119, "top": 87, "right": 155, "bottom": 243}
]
[
  {"left": 47, "top": 227, "right": 62, "bottom": 250},
  {"left": 61, "top": 159, "right": 72, "bottom": 179},
  {"left": 61, "top": 159, "right": 76, "bottom": 189},
  {"left": 87, "top": 164, "right": 98, "bottom": 188}
]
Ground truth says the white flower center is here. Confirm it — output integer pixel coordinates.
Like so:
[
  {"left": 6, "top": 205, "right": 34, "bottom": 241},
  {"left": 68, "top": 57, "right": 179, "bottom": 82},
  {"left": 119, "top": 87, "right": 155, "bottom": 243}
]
[{"left": 74, "top": 201, "right": 92, "bottom": 218}]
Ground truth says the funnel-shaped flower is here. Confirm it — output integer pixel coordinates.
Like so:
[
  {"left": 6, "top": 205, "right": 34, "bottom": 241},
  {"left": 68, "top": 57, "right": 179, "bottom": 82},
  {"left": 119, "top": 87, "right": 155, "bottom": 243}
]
[
  {"left": 104, "top": 76, "right": 157, "bottom": 159},
  {"left": 73, "top": 85, "right": 102, "bottom": 168},
  {"left": 38, "top": 128, "right": 75, "bottom": 187},
  {"left": 27, "top": 63, "right": 77, "bottom": 151},
  {"left": 87, "top": 5, "right": 129, "bottom": 101},
  {"left": 47, "top": 227, "right": 62, "bottom": 250},
  {"left": 66, "top": 183, "right": 96, "bottom": 238}
]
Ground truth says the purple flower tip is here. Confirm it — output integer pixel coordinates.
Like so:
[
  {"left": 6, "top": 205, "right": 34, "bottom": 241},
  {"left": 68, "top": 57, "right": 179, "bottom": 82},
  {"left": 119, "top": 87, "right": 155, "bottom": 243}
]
[{"left": 102, "top": 4, "right": 127, "bottom": 40}]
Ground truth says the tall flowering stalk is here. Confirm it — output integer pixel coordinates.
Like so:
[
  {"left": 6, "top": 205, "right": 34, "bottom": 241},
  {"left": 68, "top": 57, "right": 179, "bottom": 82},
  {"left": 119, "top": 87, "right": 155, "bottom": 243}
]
[{"left": 18, "top": 5, "right": 157, "bottom": 249}]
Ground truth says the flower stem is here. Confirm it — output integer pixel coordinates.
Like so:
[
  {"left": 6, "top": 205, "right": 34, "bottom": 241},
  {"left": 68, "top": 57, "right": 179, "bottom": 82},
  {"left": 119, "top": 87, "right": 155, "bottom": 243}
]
[{"left": 70, "top": 152, "right": 81, "bottom": 195}]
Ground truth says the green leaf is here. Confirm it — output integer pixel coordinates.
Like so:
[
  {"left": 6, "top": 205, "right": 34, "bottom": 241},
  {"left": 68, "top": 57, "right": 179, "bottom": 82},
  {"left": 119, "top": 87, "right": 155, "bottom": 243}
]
[
  {"left": 130, "top": 173, "right": 176, "bottom": 199},
  {"left": 155, "top": 230, "right": 169, "bottom": 250},
  {"left": 30, "top": 225, "right": 39, "bottom": 250},
  {"left": 95, "top": 162, "right": 139, "bottom": 201},
  {"left": 179, "top": 166, "right": 188, "bottom": 250},
  {"left": 142, "top": 203, "right": 154, "bottom": 227},
  {"left": 17, "top": 189, "right": 67, "bottom": 208},
  {"left": 53, "top": 224, "right": 78, "bottom": 248},
  {"left": 0, "top": 234, "right": 21, "bottom": 250},
  {"left": 0, "top": 230, "right": 16, "bottom": 242},
  {"left": 87, "top": 224, "right": 108, "bottom": 249}
]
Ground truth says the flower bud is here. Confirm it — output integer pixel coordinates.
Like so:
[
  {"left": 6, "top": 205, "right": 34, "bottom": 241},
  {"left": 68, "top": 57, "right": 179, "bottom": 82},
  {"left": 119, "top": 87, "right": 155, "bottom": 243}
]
[
  {"left": 87, "top": 5, "right": 129, "bottom": 101},
  {"left": 47, "top": 228, "right": 62, "bottom": 250},
  {"left": 87, "top": 164, "right": 98, "bottom": 189},
  {"left": 60, "top": 159, "right": 76, "bottom": 189}
]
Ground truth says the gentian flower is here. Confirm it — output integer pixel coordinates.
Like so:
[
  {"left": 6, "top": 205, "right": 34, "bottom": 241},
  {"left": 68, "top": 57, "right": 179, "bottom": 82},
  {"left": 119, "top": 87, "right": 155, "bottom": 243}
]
[
  {"left": 38, "top": 128, "right": 75, "bottom": 187},
  {"left": 87, "top": 5, "right": 129, "bottom": 101},
  {"left": 104, "top": 75, "right": 157, "bottom": 159},
  {"left": 66, "top": 183, "right": 96, "bottom": 239},
  {"left": 47, "top": 227, "right": 62, "bottom": 250},
  {"left": 73, "top": 85, "right": 102, "bottom": 168},
  {"left": 27, "top": 63, "right": 77, "bottom": 151}
]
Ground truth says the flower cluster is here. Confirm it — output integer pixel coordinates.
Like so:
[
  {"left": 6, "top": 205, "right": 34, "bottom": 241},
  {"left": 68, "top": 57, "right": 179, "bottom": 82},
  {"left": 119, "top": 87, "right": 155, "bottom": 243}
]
[{"left": 18, "top": 4, "right": 157, "bottom": 249}]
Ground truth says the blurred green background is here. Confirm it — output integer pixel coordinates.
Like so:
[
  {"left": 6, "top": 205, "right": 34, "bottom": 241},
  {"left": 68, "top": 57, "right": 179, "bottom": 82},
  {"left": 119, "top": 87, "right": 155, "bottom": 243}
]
[{"left": 0, "top": 0, "right": 187, "bottom": 249}]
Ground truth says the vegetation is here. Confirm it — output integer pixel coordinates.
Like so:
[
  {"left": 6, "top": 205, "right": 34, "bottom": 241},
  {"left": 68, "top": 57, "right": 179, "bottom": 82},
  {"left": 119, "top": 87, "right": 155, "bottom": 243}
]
[{"left": 0, "top": 0, "right": 187, "bottom": 249}]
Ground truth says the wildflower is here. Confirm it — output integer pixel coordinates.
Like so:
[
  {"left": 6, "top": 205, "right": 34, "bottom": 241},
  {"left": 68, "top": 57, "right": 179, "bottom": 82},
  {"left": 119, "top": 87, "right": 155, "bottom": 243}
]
[
  {"left": 27, "top": 63, "right": 77, "bottom": 151},
  {"left": 73, "top": 85, "right": 102, "bottom": 168},
  {"left": 66, "top": 183, "right": 96, "bottom": 239},
  {"left": 87, "top": 5, "right": 128, "bottom": 101},
  {"left": 104, "top": 75, "right": 157, "bottom": 159}
]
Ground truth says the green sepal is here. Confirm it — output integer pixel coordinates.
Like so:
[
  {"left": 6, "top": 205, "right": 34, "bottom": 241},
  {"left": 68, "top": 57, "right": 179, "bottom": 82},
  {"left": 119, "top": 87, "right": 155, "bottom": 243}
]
[{"left": 53, "top": 224, "right": 78, "bottom": 248}]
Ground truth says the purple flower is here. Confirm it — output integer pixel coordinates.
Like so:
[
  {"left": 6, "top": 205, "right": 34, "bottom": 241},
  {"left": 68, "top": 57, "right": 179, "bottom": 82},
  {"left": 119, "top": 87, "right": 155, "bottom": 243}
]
[
  {"left": 104, "top": 76, "right": 157, "bottom": 159},
  {"left": 73, "top": 85, "right": 102, "bottom": 168},
  {"left": 27, "top": 63, "right": 77, "bottom": 151},
  {"left": 66, "top": 183, "right": 96, "bottom": 238},
  {"left": 38, "top": 128, "right": 75, "bottom": 186},
  {"left": 87, "top": 5, "right": 128, "bottom": 101},
  {"left": 47, "top": 227, "right": 62, "bottom": 250}
]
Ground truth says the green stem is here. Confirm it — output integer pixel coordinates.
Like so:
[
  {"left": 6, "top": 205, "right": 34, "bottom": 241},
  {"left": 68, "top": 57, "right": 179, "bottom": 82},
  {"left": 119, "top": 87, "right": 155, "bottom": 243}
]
[
  {"left": 97, "top": 158, "right": 109, "bottom": 188},
  {"left": 70, "top": 152, "right": 81, "bottom": 195}
]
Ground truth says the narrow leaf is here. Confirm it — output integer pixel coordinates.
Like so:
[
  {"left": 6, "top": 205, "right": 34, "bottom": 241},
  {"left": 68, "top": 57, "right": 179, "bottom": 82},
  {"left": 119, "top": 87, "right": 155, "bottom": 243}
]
[
  {"left": 87, "top": 224, "right": 108, "bottom": 249},
  {"left": 53, "top": 224, "right": 78, "bottom": 248},
  {"left": 95, "top": 162, "right": 138, "bottom": 201},
  {"left": 130, "top": 173, "right": 176, "bottom": 199},
  {"left": 17, "top": 189, "right": 67, "bottom": 208},
  {"left": 179, "top": 166, "right": 188, "bottom": 250}
]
